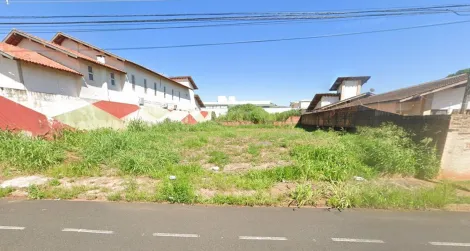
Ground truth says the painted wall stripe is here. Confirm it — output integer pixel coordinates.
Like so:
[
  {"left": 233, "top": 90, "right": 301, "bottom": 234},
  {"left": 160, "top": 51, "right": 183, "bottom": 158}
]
[
  {"left": 153, "top": 233, "right": 200, "bottom": 238},
  {"left": 332, "top": 238, "right": 384, "bottom": 243},
  {"left": 0, "top": 226, "right": 25, "bottom": 230},
  {"left": 429, "top": 242, "right": 470, "bottom": 247},
  {"left": 62, "top": 228, "right": 114, "bottom": 234},
  {"left": 239, "top": 236, "right": 288, "bottom": 241}
]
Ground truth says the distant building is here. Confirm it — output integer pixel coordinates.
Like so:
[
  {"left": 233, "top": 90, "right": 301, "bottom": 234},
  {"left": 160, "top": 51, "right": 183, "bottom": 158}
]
[
  {"left": 306, "top": 76, "right": 373, "bottom": 112},
  {"left": 204, "top": 96, "right": 292, "bottom": 116},
  {"left": 306, "top": 74, "right": 470, "bottom": 115}
]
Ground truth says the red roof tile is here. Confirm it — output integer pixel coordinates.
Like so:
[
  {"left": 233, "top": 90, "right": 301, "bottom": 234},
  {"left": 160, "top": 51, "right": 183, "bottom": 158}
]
[
  {"left": 0, "top": 42, "right": 82, "bottom": 76},
  {"left": 4, "top": 30, "right": 125, "bottom": 74}
]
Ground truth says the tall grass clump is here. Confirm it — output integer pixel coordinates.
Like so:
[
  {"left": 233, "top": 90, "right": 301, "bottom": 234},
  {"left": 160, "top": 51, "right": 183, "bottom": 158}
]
[
  {"left": 289, "top": 124, "right": 440, "bottom": 181},
  {"left": 0, "top": 131, "right": 65, "bottom": 172},
  {"left": 157, "top": 178, "right": 196, "bottom": 204}
]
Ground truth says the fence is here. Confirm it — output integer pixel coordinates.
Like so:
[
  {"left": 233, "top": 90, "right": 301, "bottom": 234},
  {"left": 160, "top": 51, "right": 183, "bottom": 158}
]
[{"left": 300, "top": 105, "right": 452, "bottom": 155}]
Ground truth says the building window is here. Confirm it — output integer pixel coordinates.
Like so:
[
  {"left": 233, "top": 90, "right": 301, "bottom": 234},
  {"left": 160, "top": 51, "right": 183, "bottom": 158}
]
[
  {"left": 131, "top": 75, "right": 136, "bottom": 91},
  {"left": 172, "top": 89, "right": 174, "bottom": 100},
  {"left": 144, "top": 79, "right": 147, "bottom": 94},
  {"left": 164, "top": 86, "right": 166, "bottom": 98},
  {"left": 179, "top": 91, "right": 181, "bottom": 101},
  {"left": 154, "top": 83, "right": 157, "bottom": 96},
  {"left": 110, "top": 73, "right": 115, "bottom": 86},
  {"left": 88, "top": 66, "right": 93, "bottom": 81}
]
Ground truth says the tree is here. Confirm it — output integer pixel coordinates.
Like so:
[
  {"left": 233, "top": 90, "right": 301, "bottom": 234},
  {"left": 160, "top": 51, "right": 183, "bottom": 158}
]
[{"left": 448, "top": 68, "right": 470, "bottom": 77}]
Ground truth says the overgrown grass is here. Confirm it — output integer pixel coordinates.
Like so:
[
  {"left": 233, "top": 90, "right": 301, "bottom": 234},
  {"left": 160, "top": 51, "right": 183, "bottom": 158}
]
[
  {"left": 325, "top": 182, "right": 456, "bottom": 210},
  {"left": 0, "top": 122, "right": 452, "bottom": 209}
]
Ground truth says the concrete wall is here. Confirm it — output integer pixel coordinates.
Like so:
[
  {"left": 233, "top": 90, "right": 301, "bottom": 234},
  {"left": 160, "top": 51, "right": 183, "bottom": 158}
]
[
  {"left": 340, "top": 80, "right": 361, "bottom": 100},
  {"left": 431, "top": 87, "right": 469, "bottom": 113},
  {"left": 440, "top": 115, "right": 470, "bottom": 179},
  {"left": 0, "top": 56, "right": 23, "bottom": 90}
]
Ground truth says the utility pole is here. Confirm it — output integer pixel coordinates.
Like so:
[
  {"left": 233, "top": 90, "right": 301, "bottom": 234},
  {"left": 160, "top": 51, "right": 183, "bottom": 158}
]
[{"left": 460, "top": 73, "right": 470, "bottom": 114}]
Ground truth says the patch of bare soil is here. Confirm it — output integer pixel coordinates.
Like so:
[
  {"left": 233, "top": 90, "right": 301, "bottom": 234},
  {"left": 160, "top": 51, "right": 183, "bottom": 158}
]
[
  {"left": 270, "top": 182, "right": 296, "bottom": 197},
  {"left": 445, "top": 204, "right": 470, "bottom": 211},
  {"left": 60, "top": 177, "right": 126, "bottom": 191}
]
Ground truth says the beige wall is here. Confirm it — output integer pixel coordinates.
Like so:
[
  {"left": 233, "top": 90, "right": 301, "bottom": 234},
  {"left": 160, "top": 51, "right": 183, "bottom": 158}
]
[
  {"left": 0, "top": 56, "right": 23, "bottom": 90},
  {"left": 365, "top": 101, "right": 398, "bottom": 114},
  {"left": 440, "top": 115, "right": 470, "bottom": 180},
  {"left": 397, "top": 99, "right": 423, "bottom": 115}
]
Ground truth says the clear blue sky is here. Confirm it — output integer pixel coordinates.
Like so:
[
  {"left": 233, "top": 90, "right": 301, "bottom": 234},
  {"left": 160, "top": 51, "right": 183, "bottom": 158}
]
[{"left": 1, "top": 0, "right": 469, "bottom": 105}]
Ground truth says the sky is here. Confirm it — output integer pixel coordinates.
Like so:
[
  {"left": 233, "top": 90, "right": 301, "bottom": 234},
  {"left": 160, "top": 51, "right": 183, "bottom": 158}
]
[{"left": 0, "top": 0, "right": 469, "bottom": 106}]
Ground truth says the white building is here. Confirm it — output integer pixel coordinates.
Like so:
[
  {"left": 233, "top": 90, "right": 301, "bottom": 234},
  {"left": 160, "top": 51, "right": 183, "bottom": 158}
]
[
  {"left": 203, "top": 96, "right": 292, "bottom": 116},
  {"left": 306, "top": 75, "right": 470, "bottom": 115},
  {"left": 1, "top": 29, "right": 200, "bottom": 111},
  {"left": 0, "top": 42, "right": 83, "bottom": 95},
  {"left": 307, "top": 76, "right": 372, "bottom": 111}
]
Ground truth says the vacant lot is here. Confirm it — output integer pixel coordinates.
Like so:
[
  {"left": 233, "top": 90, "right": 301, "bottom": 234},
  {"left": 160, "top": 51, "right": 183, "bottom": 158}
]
[{"left": 1, "top": 121, "right": 469, "bottom": 210}]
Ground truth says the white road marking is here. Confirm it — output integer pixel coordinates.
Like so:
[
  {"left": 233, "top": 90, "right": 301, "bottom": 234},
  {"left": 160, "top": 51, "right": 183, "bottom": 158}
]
[
  {"left": 153, "top": 233, "right": 200, "bottom": 238},
  {"left": 239, "top": 236, "right": 288, "bottom": 241},
  {"left": 429, "top": 242, "right": 470, "bottom": 247},
  {"left": 0, "top": 226, "right": 25, "bottom": 230},
  {"left": 332, "top": 238, "right": 384, "bottom": 243},
  {"left": 62, "top": 228, "right": 114, "bottom": 234}
]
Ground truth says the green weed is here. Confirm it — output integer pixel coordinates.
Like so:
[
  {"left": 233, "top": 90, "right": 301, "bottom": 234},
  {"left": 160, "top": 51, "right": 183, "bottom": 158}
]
[
  {"left": 208, "top": 151, "right": 230, "bottom": 167},
  {"left": 0, "top": 187, "right": 14, "bottom": 198},
  {"left": 157, "top": 179, "right": 195, "bottom": 204},
  {"left": 107, "top": 192, "right": 122, "bottom": 201}
]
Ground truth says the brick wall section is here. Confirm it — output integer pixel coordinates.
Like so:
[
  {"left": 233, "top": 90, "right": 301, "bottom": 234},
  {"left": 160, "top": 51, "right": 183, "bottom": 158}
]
[{"left": 440, "top": 115, "right": 470, "bottom": 179}]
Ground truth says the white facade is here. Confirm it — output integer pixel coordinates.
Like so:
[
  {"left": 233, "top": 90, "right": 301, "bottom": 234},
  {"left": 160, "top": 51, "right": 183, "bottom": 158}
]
[
  {"left": 4, "top": 31, "right": 199, "bottom": 112},
  {"left": 299, "top": 100, "right": 311, "bottom": 110},
  {"left": 430, "top": 87, "right": 469, "bottom": 113},
  {"left": 339, "top": 80, "right": 361, "bottom": 100},
  {"left": 314, "top": 96, "right": 340, "bottom": 109},
  {"left": 0, "top": 56, "right": 23, "bottom": 90},
  {"left": 0, "top": 52, "right": 81, "bottom": 97}
]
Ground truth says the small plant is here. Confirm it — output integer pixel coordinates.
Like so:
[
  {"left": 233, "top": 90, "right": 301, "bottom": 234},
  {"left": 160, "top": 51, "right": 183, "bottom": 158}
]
[
  {"left": 157, "top": 179, "right": 195, "bottom": 204},
  {"left": 48, "top": 179, "right": 61, "bottom": 186},
  {"left": 28, "top": 185, "right": 45, "bottom": 200},
  {"left": 247, "top": 144, "right": 261, "bottom": 157},
  {"left": 208, "top": 151, "right": 230, "bottom": 167},
  {"left": 107, "top": 193, "right": 122, "bottom": 201},
  {"left": 290, "top": 183, "right": 317, "bottom": 207},
  {"left": 0, "top": 187, "right": 14, "bottom": 198}
]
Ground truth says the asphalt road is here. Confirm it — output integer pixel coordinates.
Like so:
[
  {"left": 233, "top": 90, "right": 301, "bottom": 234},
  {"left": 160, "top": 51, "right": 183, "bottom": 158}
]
[{"left": 0, "top": 200, "right": 470, "bottom": 251}]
